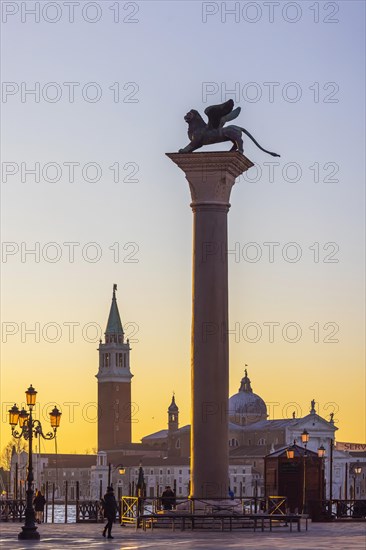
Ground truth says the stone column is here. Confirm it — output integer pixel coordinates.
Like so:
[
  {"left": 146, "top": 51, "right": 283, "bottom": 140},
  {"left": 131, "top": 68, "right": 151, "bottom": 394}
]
[{"left": 167, "top": 152, "right": 253, "bottom": 498}]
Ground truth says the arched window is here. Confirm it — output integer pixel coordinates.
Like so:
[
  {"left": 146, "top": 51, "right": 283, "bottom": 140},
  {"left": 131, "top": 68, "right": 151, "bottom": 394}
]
[
  {"left": 258, "top": 438, "right": 266, "bottom": 445},
  {"left": 175, "top": 439, "right": 181, "bottom": 449}
]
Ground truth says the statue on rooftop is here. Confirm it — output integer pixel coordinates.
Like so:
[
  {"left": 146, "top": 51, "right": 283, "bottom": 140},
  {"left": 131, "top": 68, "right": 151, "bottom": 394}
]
[{"left": 178, "top": 99, "right": 280, "bottom": 157}]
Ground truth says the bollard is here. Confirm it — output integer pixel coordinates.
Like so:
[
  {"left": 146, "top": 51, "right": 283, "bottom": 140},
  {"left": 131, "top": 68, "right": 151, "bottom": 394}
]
[
  {"left": 52, "top": 483, "right": 55, "bottom": 523},
  {"left": 45, "top": 482, "right": 48, "bottom": 523},
  {"left": 65, "top": 480, "right": 68, "bottom": 523}
]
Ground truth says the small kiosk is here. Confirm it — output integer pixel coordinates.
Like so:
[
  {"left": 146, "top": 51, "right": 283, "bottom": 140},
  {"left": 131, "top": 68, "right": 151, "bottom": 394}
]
[{"left": 264, "top": 444, "right": 324, "bottom": 519}]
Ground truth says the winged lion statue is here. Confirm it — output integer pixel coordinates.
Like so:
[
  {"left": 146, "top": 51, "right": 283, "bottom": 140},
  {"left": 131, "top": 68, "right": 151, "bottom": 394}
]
[{"left": 178, "top": 99, "right": 280, "bottom": 157}]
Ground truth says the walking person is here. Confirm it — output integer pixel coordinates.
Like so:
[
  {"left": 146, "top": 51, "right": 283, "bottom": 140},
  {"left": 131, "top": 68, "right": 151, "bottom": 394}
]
[
  {"left": 101, "top": 486, "right": 118, "bottom": 539},
  {"left": 33, "top": 489, "right": 46, "bottom": 524},
  {"left": 161, "top": 486, "right": 176, "bottom": 511}
]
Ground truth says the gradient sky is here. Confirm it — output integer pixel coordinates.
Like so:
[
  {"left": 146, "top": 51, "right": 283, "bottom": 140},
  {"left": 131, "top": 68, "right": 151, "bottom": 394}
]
[{"left": 1, "top": 1, "right": 365, "bottom": 455}]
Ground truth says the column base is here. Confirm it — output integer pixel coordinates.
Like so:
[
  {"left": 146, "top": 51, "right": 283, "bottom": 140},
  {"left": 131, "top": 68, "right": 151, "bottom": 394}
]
[{"left": 18, "top": 525, "right": 40, "bottom": 540}]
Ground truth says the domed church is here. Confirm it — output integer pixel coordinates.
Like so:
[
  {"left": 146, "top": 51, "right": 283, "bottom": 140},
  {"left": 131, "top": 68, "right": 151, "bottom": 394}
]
[
  {"left": 141, "top": 367, "right": 336, "bottom": 459},
  {"left": 228, "top": 369, "right": 267, "bottom": 426}
]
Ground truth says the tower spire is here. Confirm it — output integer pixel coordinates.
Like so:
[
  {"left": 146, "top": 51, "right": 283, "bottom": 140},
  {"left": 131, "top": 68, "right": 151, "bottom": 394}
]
[
  {"left": 168, "top": 393, "right": 179, "bottom": 431},
  {"left": 105, "top": 283, "right": 124, "bottom": 342}
]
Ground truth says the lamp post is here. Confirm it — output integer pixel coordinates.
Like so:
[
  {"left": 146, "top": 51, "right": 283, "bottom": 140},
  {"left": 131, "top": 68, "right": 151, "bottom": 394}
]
[
  {"left": 107, "top": 463, "right": 126, "bottom": 487},
  {"left": 352, "top": 463, "right": 362, "bottom": 502},
  {"left": 329, "top": 438, "right": 334, "bottom": 503},
  {"left": 9, "top": 385, "right": 61, "bottom": 540},
  {"left": 286, "top": 440, "right": 296, "bottom": 460},
  {"left": 317, "top": 445, "right": 326, "bottom": 515},
  {"left": 300, "top": 429, "right": 309, "bottom": 514}
]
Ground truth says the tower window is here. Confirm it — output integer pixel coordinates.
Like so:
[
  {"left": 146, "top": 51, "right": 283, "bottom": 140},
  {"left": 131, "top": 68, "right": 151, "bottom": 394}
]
[
  {"left": 104, "top": 353, "right": 110, "bottom": 368},
  {"left": 175, "top": 439, "right": 180, "bottom": 449},
  {"left": 123, "top": 354, "right": 127, "bottom": 368},
  {"left": 118, "top": 354, "right": 123, "bottom": 367}
]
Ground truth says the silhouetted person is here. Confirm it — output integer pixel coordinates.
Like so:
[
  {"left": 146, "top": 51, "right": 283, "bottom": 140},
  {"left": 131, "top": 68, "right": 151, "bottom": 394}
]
[
  {"left": 161, "top": 486, "right": 175, "bottom": 510},
  {"left": 101, "top": 486, "right": 118, "bottom": 539},
  {"left": 33, "top": 489, "right": 46, "bottom": 524}
]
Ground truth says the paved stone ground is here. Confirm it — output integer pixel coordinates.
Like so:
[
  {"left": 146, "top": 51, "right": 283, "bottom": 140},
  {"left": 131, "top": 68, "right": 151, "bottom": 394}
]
[{"left": 0, "top": 521, "right": 365, "bottom": 549}]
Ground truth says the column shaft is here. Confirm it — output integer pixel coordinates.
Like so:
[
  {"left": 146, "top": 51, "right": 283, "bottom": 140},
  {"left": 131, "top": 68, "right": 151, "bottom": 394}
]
[{"left": 191, "top": 204, "right": 229, "bottom": 498}]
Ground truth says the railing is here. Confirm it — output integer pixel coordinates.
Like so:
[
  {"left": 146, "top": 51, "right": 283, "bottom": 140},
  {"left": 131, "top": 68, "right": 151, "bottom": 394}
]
[
  {"left": 76, "top": 500, "right": 104, "bottom": 523},
  {"left": 330, "top": 499, "right": 366, "bottom": 519},
  {"left": 121, "top": 496, "right": 287, "bottom": 526},
  {"left": 0, "top": 495, "right": 291, "bottom": 524},
  {"left": 0, "top": 499, "right": 26, "bottom": 522},
  {"left": 306, "top": 499, "right": 366, "bottom": 521}
]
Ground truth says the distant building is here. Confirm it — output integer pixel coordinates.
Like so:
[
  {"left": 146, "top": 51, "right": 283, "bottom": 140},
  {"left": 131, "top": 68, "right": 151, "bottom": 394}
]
[
  {"left": 10, "top": 451, "right": 95, "bottom": 500},
  {"left": 97, "top": 284, "right": 133, "bottom": 451},
  {"left": 9, "top": 286, "right": 364, "bottom": 502}
]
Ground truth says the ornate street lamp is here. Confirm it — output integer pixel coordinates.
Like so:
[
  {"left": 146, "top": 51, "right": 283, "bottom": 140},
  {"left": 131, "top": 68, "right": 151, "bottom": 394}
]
[
  {"left": 286, "top": 441, "right": 296, "bottom": 459},
  {"left": 301, "top": 429, "right": 309, "bottom": 446},
  {"left": 353, "top": 463, "right": 362, "bottom": 502},
  {"left": 107, "top": 463, "right": 126, "bottom": 487},
  {"left": 317, "top": 445, "right": 326, "bottom": 459},
  {"left": 318, "top": 445, "right": 326, "bottom": 507},
  {"left": 300, "top": 429, "right": 309, "bottom": 514},
  {"left": 9, "top": 386, "right": 61, "bottom": 540}
]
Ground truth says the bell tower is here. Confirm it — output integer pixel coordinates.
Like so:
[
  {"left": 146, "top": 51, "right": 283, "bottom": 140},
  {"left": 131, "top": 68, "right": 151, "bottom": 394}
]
[
  {"left": 96, "top": 284, "right": 132, "bottom": 451},
  {"left": 168, "top": 394, "right": 179, "bottom": 432}
]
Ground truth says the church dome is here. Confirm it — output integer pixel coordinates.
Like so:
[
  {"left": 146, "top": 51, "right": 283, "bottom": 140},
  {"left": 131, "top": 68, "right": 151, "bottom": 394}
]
[{"left": 228, "top": 369, "right": 267, "bottom": 425}]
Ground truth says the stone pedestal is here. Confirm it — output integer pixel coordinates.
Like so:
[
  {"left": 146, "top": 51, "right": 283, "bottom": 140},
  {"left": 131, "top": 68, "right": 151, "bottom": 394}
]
[{"left": 167, "top": 152, "right": 254, "bottom": 498}]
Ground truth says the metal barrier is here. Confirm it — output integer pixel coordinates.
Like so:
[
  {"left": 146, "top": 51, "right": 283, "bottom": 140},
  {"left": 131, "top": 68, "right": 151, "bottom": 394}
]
[
  {"left": 76, "top": 500, "right": 104, "bottom": 523},
  {"left": 120, "top": 496, "right": 288, "bottom": 527},
  {"left": 121, "top": 496, "right": 139, "bottom": 525},
  {"left": 332, "top": 499, "right": 366, "bottom": 519},
  {"left": 0, "top": 499, "right": 26, "bottom": 522},
  {"left": 266, "top": 496, "right": 287, "bottom": 515}
]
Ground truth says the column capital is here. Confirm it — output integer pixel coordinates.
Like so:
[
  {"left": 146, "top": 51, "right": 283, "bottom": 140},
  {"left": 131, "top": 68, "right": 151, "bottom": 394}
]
[{"left": 167, "top": 151, "right": 254, "bottom": 207}]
